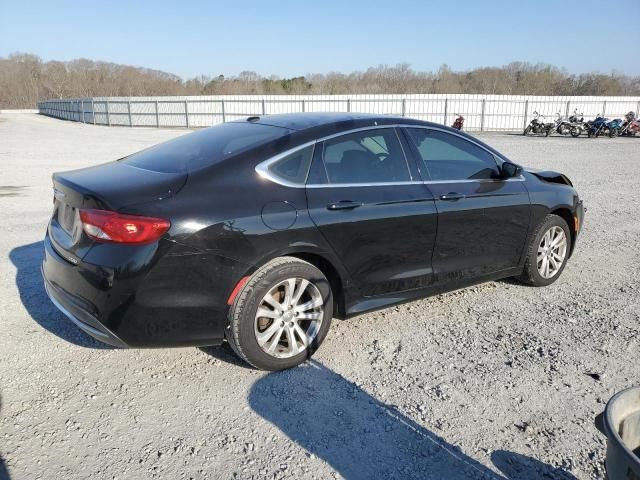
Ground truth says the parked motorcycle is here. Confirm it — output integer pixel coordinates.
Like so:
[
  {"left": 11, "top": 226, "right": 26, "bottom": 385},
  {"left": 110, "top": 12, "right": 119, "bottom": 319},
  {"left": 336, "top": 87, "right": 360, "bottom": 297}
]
[
  {"left": 550, "top": 112, "right": 565, "bottom": 136},
  {"left": 524, "top": 111, "right": 554, "bottom": 136},
  {"left": 606, "top": 118, "right": 624, "bottom": 138},
  {"left": 451, "top": 114, "right": 464, "bottom": 130},
  {"left": 587, "top": 114, "right": 610, "bottom": 137},
  {"left": 558, "top": 109, "right": 587, "bottom": 137},
  {"left": 556, "top": 113, "right": 571, "bottom": 135},
  {"left": 620, "top": 111, "right": 639, "bottom": 136}
]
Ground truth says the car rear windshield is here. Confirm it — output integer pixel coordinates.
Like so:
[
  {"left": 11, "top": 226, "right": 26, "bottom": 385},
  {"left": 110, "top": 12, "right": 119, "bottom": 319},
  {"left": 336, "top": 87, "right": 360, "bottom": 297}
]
[{"left": 121, "top": 122, "right": 289, "bottom": 173}]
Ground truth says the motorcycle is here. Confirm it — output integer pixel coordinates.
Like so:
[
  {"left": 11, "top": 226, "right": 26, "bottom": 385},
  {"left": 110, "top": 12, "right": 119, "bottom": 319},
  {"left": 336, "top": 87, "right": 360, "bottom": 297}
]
[
  {"left": 558, "top": 109, "right": 587, "bottom": 137},
  {"left": 524, "top": 111, "right": 555, "bottom": 136},
  {"left": 587, "top": 114, "right": 609, "bottom": 137},
  {"left": 606, "top": 118, "right": 624, "bottom": 138},
  {"left": 556, "top": 112, "right": 572, "bottom": 135},
  {"left": 620, "top": 111, "right": 640, "bottom": 137},
  {"left": 451, "top": 114, "right": 464, "bottom": 130},
  {"left": 551, "top": 112, "right": 566, "bottom": 136}
]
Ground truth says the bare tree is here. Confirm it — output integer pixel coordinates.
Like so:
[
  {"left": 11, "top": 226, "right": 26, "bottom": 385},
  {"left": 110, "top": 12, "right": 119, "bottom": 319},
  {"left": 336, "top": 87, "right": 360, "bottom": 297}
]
[{"left": 1, "top": 53, "right": 639, "bottom": 108}]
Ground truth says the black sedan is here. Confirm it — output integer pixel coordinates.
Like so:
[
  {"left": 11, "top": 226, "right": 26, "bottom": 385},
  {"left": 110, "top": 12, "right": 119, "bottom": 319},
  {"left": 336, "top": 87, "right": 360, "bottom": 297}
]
[{"left": 42, "top": 113, "right": 584, "bottom": 370}]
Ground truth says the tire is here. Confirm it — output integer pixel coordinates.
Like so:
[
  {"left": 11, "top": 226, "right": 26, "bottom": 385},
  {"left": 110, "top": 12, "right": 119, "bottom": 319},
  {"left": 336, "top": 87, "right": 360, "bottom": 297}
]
[
  {"left": 226, "top": 256, "right": 333, "bottom": 370},
  {"left": 517, "top": 214, "right": 572, "bottom": 287},
  {"left": 545, "top": 127, "right": 551, "bottom": 137},
  {"left": 587, "top": 129, "right": 593, "bottom": 138},
  {"left": 570, "top": 127, "right": 581, "bottom": 138},
  {"left": 609, "top": 128, "right": 619, "bottom": 138},
  {"left": 523, "top": 126, "right": 531, "bottom": 136}
]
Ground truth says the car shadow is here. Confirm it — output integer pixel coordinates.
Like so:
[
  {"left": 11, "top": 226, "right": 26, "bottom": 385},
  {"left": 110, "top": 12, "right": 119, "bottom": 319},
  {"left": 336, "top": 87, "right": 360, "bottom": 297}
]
[
  {"left": 0, "top": 458, "right": 8, "bottom": 480},
  {"left": 199, "top": 343, "right": 255, "bottom": 369},
  {"left": 0, "top": 394, "right": 10, "bottom": 480},
  {"left": 9, "top": 241, "right": 113, "bottom": 349},
  {"left": 249, "top": 360, "right": 577, "bottom": 480}
]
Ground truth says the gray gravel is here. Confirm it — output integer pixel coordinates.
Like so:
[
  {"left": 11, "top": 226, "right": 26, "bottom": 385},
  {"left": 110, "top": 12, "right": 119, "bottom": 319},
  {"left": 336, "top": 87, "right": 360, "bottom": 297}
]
[{"left": 0, "top": 113, "right": 639, "bottom": 480}]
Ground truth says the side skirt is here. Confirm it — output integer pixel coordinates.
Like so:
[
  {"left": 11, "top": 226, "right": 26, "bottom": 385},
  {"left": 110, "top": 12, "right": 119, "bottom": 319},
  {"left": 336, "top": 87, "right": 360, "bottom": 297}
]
[{"left": 344, "top": 266, "right": 523, "bottom": 317}]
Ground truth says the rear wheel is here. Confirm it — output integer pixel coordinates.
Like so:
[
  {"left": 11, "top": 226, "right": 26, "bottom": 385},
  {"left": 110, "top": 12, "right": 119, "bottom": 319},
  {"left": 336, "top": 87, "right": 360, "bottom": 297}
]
[
  {"left": 609, "top": 128, "right": 619, "bottom": 138},
  {"left": 570, "top": 127, "right": 581, "bottom": 138},
  {"left": 518, "top": 214, "right": 571, "bottom": 287},
  {"left": 226, "top": 257, "right": 333, "bottom": 370}
]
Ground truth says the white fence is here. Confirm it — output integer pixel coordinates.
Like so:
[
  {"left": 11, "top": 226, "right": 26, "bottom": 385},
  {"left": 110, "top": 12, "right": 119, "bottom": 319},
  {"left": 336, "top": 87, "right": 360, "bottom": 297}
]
[
  {"left": 0, "top": 109, "right": 39, "bottom": 114},
  {"left": 37, "top": 94, "right": 640, "bottom": 132}
]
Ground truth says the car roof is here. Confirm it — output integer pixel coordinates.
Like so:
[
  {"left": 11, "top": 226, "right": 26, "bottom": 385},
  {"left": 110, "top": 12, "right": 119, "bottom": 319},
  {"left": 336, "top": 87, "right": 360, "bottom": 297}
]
[{"left": 234, "top": 112, "right": 438, "bottom": 133}]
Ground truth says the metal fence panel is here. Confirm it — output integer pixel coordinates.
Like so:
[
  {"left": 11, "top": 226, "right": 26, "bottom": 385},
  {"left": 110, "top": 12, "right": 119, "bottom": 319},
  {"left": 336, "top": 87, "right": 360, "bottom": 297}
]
[{"left": 37, "top": 94, "right": 640, "bottom": 132}]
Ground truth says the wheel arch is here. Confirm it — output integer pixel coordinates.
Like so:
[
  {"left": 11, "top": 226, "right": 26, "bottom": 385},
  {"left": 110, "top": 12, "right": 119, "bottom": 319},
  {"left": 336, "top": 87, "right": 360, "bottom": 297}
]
[
  {"left": 550, "top": 207, "right": 577, "bottom": 257},
  {"left": 287, "top": 252, "right": 347, "bottom": 318},
  {"left": 243, "top": 249, "right": 349, "bottom": 319}
]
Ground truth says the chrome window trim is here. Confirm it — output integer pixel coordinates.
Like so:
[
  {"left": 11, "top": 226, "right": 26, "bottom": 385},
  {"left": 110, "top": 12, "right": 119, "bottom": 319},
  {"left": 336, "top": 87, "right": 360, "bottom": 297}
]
[
  {"left": 306, "top": 181, "right": 424, "bottom": 189},
  {"left": 255, "top": 124, "right": 526, "bottom": 188},
  {"left": 255, "top": 140, "right": 317, "bottom": 188}
]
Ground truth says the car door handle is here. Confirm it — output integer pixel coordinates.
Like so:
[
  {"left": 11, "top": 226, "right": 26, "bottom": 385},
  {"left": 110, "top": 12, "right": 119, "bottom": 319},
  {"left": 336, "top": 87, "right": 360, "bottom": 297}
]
[
  {"left": 326, "top": 200, "right": 363, "bottom": 210},
  {"left": 439, "top": 192, "right": 466, "bottom": 201}
]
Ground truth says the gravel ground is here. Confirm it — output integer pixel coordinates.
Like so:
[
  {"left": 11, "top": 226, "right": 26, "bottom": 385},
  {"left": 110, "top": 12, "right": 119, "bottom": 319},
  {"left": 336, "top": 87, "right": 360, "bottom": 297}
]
[{"left": 0, "top": 113, "right": 638, "bottom": 480}]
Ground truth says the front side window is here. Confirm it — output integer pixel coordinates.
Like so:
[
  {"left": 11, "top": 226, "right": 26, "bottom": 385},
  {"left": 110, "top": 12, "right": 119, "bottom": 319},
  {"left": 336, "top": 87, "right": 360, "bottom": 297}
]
[
  {"left": 321, "top": 128, "right": 410, "bottom": 184},
  {"left": 406, "top": 128, "right": 499, "bottom": 181}
]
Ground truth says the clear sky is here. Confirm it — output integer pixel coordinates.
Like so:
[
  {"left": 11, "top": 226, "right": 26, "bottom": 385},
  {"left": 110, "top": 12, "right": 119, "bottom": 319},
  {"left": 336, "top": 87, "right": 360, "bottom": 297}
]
[{"left": 1, "top": 0, "right": 638, "bottom": 78}]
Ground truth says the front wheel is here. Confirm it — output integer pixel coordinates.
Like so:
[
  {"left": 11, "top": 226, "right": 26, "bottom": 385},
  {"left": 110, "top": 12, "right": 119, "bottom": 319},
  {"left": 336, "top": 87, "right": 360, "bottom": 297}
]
[
  {"left": 517, "top": 214, "right": 572, "bottom": 287},
  {"left": 609, "top": 128, "right": 619, "bottom": 138},
  {"left": 226, "top": 257, "right": 333, "bottom": 370},
  {"left": 523, "top": 126, "right": 532, "bottom": 136}
]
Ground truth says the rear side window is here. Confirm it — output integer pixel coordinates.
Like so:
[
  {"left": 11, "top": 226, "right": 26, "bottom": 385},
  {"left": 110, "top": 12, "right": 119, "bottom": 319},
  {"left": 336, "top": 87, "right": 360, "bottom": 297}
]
[
  {"left": 267, "top": 145, "right": 314, "bottom": 184},
  {"left": 406, "top": 128, "right": 499, "bottom": 181},
  {"left": 122, "top": 122, "right": 288, "bottom": 173},
  {"left": 321, "top": 128, "right": 410, "bottom": 184}
]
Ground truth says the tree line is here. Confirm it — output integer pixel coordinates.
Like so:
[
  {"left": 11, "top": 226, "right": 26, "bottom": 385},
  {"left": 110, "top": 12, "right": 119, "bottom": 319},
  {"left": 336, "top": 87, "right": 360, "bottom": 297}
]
[{"left": 1, "top": 53, "right": 639, "bottom": 108}]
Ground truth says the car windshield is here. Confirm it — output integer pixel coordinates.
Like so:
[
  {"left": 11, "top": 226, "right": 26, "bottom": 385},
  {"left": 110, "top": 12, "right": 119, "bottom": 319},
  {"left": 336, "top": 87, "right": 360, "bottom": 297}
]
[{"left": 121, "top": 122, "right": 289, "bottom": 173}]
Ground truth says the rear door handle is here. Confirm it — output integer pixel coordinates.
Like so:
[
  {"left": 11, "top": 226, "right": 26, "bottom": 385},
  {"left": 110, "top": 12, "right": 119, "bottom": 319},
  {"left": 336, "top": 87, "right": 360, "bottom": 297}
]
[
  {"left": 439, "top": 192, "right": 466, "bottom": 201},
  {"left": 327, "top": 200, "right": 363, "bottom": 210}
]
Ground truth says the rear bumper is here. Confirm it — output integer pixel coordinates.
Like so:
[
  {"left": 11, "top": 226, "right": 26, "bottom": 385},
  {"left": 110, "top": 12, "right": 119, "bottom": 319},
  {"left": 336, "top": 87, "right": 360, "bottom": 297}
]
[
  {"left": 43, "top": 272, "right": 128, "bottom": 348},
  {"left": 42, "top": 233, "right": 237, "bottom": 348}
]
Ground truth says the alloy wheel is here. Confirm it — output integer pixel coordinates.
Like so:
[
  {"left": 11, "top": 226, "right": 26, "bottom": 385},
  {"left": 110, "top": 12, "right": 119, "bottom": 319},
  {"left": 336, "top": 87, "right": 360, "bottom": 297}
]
[
  {"left": 254, "top": 278, "right": 324, "bottom": 358},
  {"left": 537, "top": 226, "right": 567, "bottom": 279}
]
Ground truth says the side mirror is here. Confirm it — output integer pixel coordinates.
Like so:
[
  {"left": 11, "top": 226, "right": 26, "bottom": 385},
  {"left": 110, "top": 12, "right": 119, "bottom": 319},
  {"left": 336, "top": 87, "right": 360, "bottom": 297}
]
[{"left": 500, "top": 162, "right": 523, "bottom": 179}]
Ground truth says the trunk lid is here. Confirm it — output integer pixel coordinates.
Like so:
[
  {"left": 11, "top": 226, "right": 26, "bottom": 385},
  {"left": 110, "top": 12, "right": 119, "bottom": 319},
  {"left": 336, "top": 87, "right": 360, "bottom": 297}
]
[{"left": 48, "top": 161, "right": 187, "bottom": 263}]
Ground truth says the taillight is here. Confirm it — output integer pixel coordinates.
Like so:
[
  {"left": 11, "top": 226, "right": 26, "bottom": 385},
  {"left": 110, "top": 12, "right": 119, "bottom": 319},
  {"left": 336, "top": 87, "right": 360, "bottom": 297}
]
[{"left": 79, "top": 209, "right": 170, "bottom": 245}]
